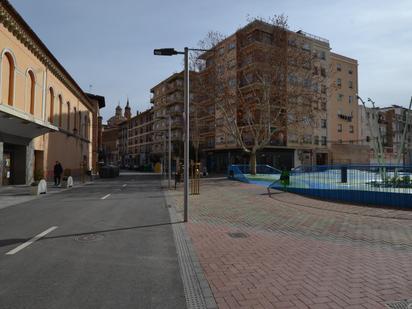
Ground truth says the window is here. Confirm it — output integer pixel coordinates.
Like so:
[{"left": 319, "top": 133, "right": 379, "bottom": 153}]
[
  {"left": 348, "top": 69, "right": 353, "bottom": 75},
  {"left": 58, "top": 95, "right": 63, "bottom": 127},
  {"left": 336, "top": 78, "right": 342, "bottom": 87},
  {"left": 319, "top": 51, "right": 326, "bottom": 60},
  {"left": 313, "top": 66, "right": 319, "bottom": 75},
  {"left": 321, "top": 119, "right": 327, "bottom": 128},
  {"left": 303, "top": 134, "right": 312, "bottom": 144},
  {"left": 349, "top": 81, "right": 353, "bottom": 89},
  {"left": 218, "top": 47, "right": 225, "bottom": 55},
  {"left": 349, "top": 125, "right": 354, "bottom": 133},
  {"left": 228, "top": 42, "right": 236, "bottom": 50},
  {"left": 338, "top": 139, "right": 343, "bottom": 144},
  {"left": 84, "top": 115, "right": 89, "bottom": 138},
  {"left": 321, "top": 136, "right": 327, "bottom": 146},
  {"left": 321, "top": 85, "right": 326, "bottom": 94},
  {"left": 349, "top": 96, "right": 353, "bottom": 104},
  {"left": 320, "top": 67, "right": 326, "bottom": 77},
  {"left": 228, "top": 79, "right": 236, "bottom": 88},
  {"left": 338, "top": 94, "right": 344, "bottom": 101},
  {"left": 1, "top": 52, "right": 15, "bottom": 106},
  {"left": 217, "top": 65, "right": 224, "bottom": 75},
  {"left": 336, "top": 63, "right": 341, "bottom": 71},
  {"left": 314, "top": 136, "right": 319, "bottom": 145},
  {"left": 28, "top": 70, "right": 35, "bottom": 114},
  {"left": 73, "top": 107, "right": 77, "bottom": 131},
  {"left": 48, "top": 87, "right": 54, "bottom": 123},
  {"left": 338, "top": 124, "right": 342, "bottom": 132},
  {"left": 67, "top": 102, "right": 70, "bottom": 130},
  {"left": 227, "top": 59, "right": 236, "bottom": 69},
  {"left": 302, "top": 42, "right": 310, "bottom": 51}
]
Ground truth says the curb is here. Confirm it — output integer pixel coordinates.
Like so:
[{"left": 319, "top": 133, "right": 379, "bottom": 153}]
[{"left": 163, "top": 182, "right": 217, "bottom": 309}]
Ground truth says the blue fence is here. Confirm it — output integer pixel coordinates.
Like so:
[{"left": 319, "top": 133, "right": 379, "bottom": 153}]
[
  {"left": 229, "top": 164, "right": 412, "bottom": 208},
  {"left": 228, "top": 164, "right": 281, "bottom": 186}
]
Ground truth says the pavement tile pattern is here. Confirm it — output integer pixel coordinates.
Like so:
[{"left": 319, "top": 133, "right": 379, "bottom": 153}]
[{"left": 168, "top": 178, "right": 412, "bottom": 309}]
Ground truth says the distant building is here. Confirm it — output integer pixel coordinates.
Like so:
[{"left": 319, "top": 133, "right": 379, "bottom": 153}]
[
  {"left": 359, "top": 104, "right": 412, "bottom": 164},
  {"left": 150, "top": 72, "right": 190, "bottom": 164},
  {"left": 102, "top": 102, "right": 131, "bottom": 165},
  {"left": 128, "top": 108, "right": 155, "bottom": 167}
]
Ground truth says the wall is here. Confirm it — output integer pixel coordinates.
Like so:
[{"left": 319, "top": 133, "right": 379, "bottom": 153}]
[
  {"left": 0, "top": 13, "right": 96, "bottom": 182},
  {"left": 329, "top": 144, "right": 369, "bottom": 164}
]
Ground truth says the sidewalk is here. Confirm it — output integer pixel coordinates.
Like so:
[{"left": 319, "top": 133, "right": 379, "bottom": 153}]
[
  {"left": 167, "top": 178, "right": 412, "bottom": 309},
  {"left": 0, "top": 180, "right": 93, "bottom": 210}
]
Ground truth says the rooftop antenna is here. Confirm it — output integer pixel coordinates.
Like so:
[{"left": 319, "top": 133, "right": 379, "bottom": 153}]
[{"left": 89, "top": 84, "right": 93, "bottom": 93}]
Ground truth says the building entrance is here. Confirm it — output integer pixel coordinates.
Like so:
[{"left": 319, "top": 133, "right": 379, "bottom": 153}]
[
  {"left": 2, "top": 152, "right": 11, "bottom": 185},
  {"left": 2, "top": 143, "right": 26, "bottom": 185}
]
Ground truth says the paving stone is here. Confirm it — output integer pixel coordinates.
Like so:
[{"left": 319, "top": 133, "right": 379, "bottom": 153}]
[{"left": 168, "top": 179, "right": 412, "bottom": 308}]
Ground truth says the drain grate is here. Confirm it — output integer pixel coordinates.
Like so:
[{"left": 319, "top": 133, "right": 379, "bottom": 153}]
[
  {"left": 227, "top": 232, "right": 248, "bottom": 239},
  {"left": 385, "top": 299, "right": 412, "bottom": 309},
  {"left": 75, "top": 234, "right": 104, "bottom": 242}
]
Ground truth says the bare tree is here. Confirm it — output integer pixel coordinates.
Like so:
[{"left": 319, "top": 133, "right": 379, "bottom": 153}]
[{"left": 193, "top": 15, "right": 327, "bottom": 174}]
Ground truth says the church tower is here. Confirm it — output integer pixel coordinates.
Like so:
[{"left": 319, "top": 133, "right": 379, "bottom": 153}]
[{"left": 124, "top": 98, "right": 131, "bottom": 120}]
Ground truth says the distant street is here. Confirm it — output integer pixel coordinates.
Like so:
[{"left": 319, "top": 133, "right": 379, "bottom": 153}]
[{"left": 0, "top": 174, "right": 186, "bottom": 309}]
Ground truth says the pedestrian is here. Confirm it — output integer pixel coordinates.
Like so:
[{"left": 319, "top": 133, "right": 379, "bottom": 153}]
[{"left": 54, "top": 161, "right": 63, "bottom": 187}]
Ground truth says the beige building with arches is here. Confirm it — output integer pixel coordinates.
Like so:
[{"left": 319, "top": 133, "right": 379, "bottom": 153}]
[{"left": 0, "top": 0, "right": 104, "bottom": 185}]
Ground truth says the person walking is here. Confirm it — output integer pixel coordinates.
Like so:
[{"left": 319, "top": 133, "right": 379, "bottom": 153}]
[{"left": 54, "top": 161, "right": 63, "bottom": 187}]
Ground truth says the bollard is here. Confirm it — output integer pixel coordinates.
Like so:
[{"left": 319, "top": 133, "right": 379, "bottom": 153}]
[{"left": 190, "top": 162, "right": 200, "bottom": 195}]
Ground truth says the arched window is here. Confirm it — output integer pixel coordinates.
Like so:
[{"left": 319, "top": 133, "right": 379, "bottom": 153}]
[
  {"left": 78, "top": 111, "right": 82, "bottom": 136},
  {"left": 1, "top": 52, "right": 15, "bottom": 106},
  {"left": 58, "top": 95, "right": 63, "bottom": 127},
  {"left": 67, "top": 102, "right": 70, "bottom": 131},
  {"left": 84, "top": 115, "right": 88, "bottom": 138},
  {"left": 48, "top": 87, "right": 54, "bottom": 123},
  {"left": 28, "top": 70, "right": 35, "bottom": 115},
  {"left": 73, "top": 107, "right": 77, "bottom": 132}
]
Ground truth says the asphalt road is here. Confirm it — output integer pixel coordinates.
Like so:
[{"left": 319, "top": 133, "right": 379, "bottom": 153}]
[{"left": 0, "top": 174, "right": 187, "bottom": 309}]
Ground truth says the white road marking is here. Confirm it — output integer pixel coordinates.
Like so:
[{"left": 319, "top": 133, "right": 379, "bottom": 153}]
[
  {"left": 6, "top": 226, "right": 58, "bottom": 255},
  {"left": 101, "top": 194, "right": 111, "bottom": 200},
  {"left": 122, "top": 184, "right": 127, "bottom": 188}
]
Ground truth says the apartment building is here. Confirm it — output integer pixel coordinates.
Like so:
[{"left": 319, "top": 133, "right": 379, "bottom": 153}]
[
  {"left": 359, "top": 104, "right": 412, "bottom": 164},
  {"left": 0, "top": 0, "right": 104, "bottom": 185},
  {"left": 128, "top": 108, "right": 155, "bottom": 167},
  {"left": 327, "top": 53, "right": 369, "bottom": 163},
  {"left": 194, "top": 20, "right": 362, "bottom": 171},
  {"left": 150, "top": 72, "right": 188, "bottom": 162}
]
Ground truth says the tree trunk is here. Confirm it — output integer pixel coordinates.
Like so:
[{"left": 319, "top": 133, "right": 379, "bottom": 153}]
[{"left": 250, "top": 151, "right": 257, "bottom": 175}]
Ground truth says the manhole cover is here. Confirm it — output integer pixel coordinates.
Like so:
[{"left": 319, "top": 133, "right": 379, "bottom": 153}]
[
  {"left": 385, "top": 299, "right": 412, "bottom": 309},
  {"left": 227, "top": 232, "right": 248, "bottom": 239},
  {"left": 75, "top": 234, "right": 104, "bottom": 242}
]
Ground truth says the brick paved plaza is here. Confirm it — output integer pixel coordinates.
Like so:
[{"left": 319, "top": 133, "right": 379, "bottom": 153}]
[{"left": 168, "top": 178, "right": 412, "bottom": 309}]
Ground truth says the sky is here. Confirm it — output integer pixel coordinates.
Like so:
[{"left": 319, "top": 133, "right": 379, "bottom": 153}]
[{"left": 9, "top": 0, "right": 412, "bottom": 122}]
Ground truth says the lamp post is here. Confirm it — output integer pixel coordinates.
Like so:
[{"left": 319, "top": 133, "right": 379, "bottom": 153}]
[{"left": 154, "top": 47, "right": 207, "bottom": 223}]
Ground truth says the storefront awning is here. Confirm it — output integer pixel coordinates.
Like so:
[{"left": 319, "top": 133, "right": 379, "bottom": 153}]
[{"left": 0, "top": 103, "right": 58, "bottom": 139}]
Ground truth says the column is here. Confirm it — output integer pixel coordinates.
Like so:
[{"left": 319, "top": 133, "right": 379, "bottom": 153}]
[
  {"left": 0, "top": 142, "right": 3, "bottom": 186},
  {"left": 26, "top": 140, "right": 34, "bottom": 185}
]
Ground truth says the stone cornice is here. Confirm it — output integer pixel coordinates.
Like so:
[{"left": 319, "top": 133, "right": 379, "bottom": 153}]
[{"left": 0, "top": 1, "right": 94, "bottom": 112}]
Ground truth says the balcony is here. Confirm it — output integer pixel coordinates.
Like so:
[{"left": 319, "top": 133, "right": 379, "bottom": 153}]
[{"left": 337, "top": 113, "right": 353, "bottom": 122}]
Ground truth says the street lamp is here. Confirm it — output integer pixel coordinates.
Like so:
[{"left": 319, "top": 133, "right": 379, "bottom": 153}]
[{"left": 153, "top": 47, "right": 208, "bottom": 223}]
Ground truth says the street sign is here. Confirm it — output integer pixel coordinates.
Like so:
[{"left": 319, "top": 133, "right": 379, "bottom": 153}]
[{"left": 153, "top": 48, "right": 178, "bottom": 56}]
